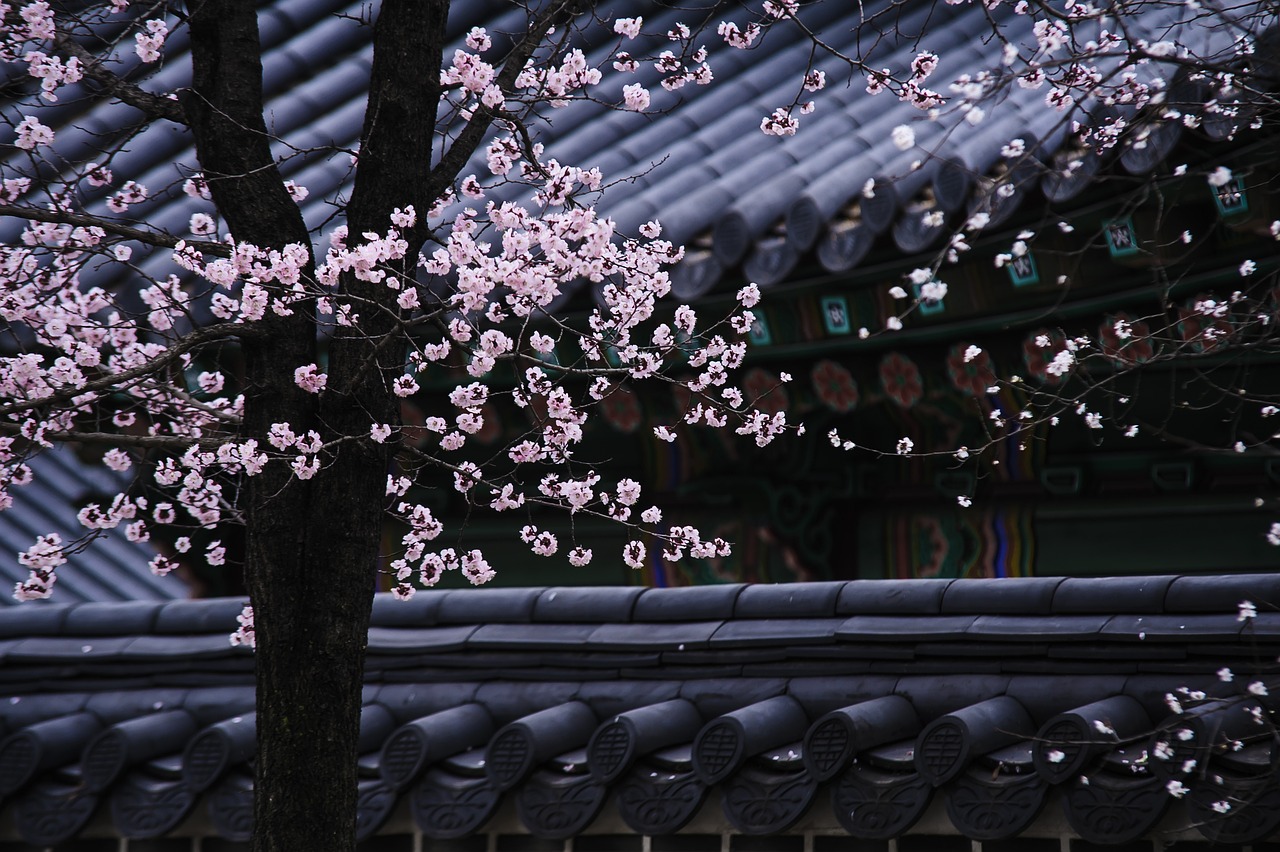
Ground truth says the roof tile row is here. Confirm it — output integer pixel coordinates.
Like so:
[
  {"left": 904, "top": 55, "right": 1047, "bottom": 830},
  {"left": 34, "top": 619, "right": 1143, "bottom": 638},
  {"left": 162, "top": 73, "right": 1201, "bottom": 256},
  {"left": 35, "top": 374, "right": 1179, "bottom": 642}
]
[
  {"left": 1, "top": 575, "right": 1278, "bottom": 846},
  {"left": 9, "top": 0, "right": 1268, "bottom": 305}
]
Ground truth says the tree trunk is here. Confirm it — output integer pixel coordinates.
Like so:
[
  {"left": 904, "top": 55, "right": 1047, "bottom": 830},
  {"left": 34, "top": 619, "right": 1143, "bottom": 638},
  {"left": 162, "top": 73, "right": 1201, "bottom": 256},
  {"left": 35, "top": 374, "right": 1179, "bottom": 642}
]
[{"left": 184, "top": 2, "right": 446, "bottom": 851}]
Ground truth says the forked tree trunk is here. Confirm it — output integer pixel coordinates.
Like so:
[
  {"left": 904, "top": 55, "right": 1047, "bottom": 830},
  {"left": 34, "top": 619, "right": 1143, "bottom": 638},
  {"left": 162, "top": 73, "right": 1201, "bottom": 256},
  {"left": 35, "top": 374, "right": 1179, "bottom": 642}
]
[{"left": 184, "top": 2, "right": 446, "bottom": 851}]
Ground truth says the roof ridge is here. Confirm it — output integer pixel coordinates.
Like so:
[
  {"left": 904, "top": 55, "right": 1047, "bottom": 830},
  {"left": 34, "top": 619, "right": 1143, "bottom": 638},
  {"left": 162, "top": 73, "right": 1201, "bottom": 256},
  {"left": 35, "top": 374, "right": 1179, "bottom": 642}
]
[{"left": 5, "top": 573, "right": 1280, "bottom": 638}]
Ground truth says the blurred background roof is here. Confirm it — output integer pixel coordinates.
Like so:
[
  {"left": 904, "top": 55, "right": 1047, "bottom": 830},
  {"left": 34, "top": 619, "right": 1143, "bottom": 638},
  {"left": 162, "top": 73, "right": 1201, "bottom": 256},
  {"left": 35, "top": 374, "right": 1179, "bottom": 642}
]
[{"left": 0, "top": 449, "right": 188, "bottom": 605}]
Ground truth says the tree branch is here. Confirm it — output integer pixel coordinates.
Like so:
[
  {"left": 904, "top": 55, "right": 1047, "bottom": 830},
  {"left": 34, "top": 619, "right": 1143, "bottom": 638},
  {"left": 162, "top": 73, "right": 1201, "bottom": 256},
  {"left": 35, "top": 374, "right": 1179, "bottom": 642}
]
[
  {"left": 0, "top": 203, "right": 231, "bottom": 256},
  {"left": 0, "top": 423, "right": 213, "bottom": 451},
  {"left": 52, "top": 25, "right": 187, "bottom": 124},
  {"left": 0, "top": 321, "right": 260, "bottom": 418},
  {"left": 426, "top": 1, "right": 576, "bottom": 203}
]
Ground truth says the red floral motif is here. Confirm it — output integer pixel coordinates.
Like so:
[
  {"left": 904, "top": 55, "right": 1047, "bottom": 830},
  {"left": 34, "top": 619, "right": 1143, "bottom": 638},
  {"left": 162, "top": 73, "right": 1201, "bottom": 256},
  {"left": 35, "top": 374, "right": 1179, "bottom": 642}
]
[
  {"left": 879, "top": 352, "right": 923, "bottom": 408},
  {"left": 1178, "top": 293, "right": 1234, "bottom": 353},
  {"left": 743, "top": 367, "right": 789, "bottom": 415},
  {"left": 1098, "top": 312, "right": 1153, "bottom": 365},
  {"left": 599, "top": 386, "right": 641, "bottom": 433},
  {"left": 811, "top": 359, "right": 858, "bottom": 413},
  {"left": 1022, "top": 328, "right": 1067, "bottom": 385},
  {"left": 946, "top": 342, "right": 996, "bottom": 397}
]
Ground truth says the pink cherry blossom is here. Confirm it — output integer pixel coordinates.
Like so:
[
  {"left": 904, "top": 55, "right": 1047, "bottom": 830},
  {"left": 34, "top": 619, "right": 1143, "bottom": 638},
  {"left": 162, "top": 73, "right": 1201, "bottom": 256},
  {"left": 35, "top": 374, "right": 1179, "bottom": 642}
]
[
  {"left": 135, "top": 19, "right": 167, "bottom": 62},
  {"left": 465, "top": 27, "right": 491, "bottom": 51},
  {"left": 622, "top": 83, "right": 650, "bottom": 111},
  {"left": 717, "top": 21, "right": 761, "bottom": 49},
  {"left": 614, "top": 17, "right": 642, "bottom": 38},
  {"left": 761, "top": 107, "right": 799, "bottom": 136},
  {"left": 294, "top": 364, "right": 327, "bottom": 393},
  {"left": 14, "top": 116, "right": 54, "bottom": 150}
]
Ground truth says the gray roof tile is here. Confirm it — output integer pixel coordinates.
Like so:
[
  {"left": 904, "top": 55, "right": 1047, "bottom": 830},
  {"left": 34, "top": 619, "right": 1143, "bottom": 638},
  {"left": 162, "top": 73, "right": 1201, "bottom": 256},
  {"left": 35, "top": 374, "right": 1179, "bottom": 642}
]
[
  {"left": 634, "top": 584, "right": 744, "bottom": 621},
  {"left": 1051, "top": 576, "right": 1176, "bottom": 614},
  {"left": 735, "top": 582, "right": 844, "bottom": 618},
  {"left": 467, "top": 623, "right": 599, "bottom": 650},
  {"left": 4, "top": 635, "right": 135, "bottom": 663},
  {"left": 370, "top": 591, "right": 445, "bottom": 627},
  {"left": 63, "top": 601, "right": 164, "bottom": 636},
  {"left": 0, "top": 603, "right": 71, "bottom": 638},
  {"left": 120, "top": 634, "right": 245, "bottom": 661},
  {"left": 436, "top": 588, "right": 541, "bottom": 624},
  {"left": 366, "top": 625, "right": 478, "bottom": 654},
  {"left": 942, "top": 577, "right": 1065, "bottom": 615},
  {"left": 1165, "top": 574, "right": 1280, "bottom": 612},
  {"left": 154, "top": 599, "right": 249, "bottom": 634},
  {"left": 1100, "top": 613, "right": 1244, "bottom": 641},
  {"left": 967, "top": 614, "right": 1110, "bottom": 640},
  {"left": 838, "top": 614, "right": 979, "bottom": 641},
  {"left": 533, "top": 587, "right": 644, "bottom": 623},
  {"left": 587, "top": 620, "right": 723, "bottom": 651},
  {"left": 837, "top": 579, "right": 952, "bottom": 614},
  {"left": 708, "top": 618, "right": 845, "bottom": 648}
]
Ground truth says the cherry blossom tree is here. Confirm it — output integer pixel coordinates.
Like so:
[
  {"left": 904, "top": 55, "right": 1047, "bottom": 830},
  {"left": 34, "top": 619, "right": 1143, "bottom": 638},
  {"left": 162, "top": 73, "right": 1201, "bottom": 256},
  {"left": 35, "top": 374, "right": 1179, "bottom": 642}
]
[
  {"left": 0, "top": 3, "right": 786, "bottom": 850},
  {"left": 3, "top": 0, "right": 1279, "bottom": 849}
]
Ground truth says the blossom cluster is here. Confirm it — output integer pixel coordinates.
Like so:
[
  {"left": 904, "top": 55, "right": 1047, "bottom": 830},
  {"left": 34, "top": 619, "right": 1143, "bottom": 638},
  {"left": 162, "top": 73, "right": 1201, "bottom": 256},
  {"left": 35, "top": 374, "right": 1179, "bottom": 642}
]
[{"left": 0, "top": 5, "right": 809, "bottom": 605}]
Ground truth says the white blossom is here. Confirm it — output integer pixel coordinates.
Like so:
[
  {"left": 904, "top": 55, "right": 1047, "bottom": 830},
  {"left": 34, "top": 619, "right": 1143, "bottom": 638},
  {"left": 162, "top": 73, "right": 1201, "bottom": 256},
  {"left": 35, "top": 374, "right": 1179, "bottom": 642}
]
[{"left": 1208, "top": 166, "right": 1233, "bottom": 187}]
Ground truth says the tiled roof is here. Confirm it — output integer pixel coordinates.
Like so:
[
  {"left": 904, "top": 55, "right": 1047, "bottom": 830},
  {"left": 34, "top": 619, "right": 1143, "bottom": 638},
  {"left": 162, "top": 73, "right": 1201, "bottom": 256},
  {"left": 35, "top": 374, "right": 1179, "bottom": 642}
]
[
  {"left": 6, "top": 0, "right": 1267, "bottom": 303},
  {"left": 0, "top": 450, "right": 188, "bottom": 605},
  {"left": 1, "top": 575, "right": 1278, "bottom": 845}
]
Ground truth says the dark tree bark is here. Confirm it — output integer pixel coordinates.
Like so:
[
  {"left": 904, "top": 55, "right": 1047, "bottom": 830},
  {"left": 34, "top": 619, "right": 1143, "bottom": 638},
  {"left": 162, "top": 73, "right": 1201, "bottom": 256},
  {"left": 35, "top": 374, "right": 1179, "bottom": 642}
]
[
  {"left": 183, "top": 2, "right": 444, "bottom": 851},
  {"left": 179, "top": 1, "right": 559, "bottom": 848},
  {"left": 259, "top": 3, "right": 449, "bottom": 845}
]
